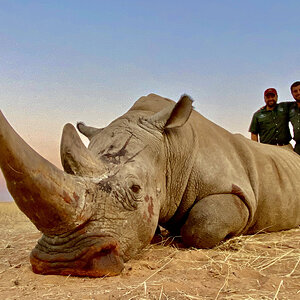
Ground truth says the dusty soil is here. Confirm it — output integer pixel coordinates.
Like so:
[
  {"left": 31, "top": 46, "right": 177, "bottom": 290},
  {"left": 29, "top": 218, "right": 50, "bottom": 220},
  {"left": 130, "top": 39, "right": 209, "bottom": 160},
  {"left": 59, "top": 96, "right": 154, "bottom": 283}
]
[{"left": 0, "top": 202, "right": 299, "bottom": 300}]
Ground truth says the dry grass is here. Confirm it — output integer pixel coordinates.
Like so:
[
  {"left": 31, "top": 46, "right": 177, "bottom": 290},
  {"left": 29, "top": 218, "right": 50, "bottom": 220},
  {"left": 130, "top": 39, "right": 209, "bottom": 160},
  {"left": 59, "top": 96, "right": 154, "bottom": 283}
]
[{"left": 0, "top": 202, "right": 299, "bottom": 299}]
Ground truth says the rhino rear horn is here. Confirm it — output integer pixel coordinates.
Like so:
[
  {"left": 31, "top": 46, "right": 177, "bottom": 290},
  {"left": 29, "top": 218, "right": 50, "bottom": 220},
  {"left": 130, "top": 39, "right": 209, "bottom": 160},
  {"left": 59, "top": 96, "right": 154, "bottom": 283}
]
[
  {"left": 0, "top": 111, "right": 93, "bottom": 235},
  {"left": 61, "top": 123, "right": 105, "bottom": 176}
]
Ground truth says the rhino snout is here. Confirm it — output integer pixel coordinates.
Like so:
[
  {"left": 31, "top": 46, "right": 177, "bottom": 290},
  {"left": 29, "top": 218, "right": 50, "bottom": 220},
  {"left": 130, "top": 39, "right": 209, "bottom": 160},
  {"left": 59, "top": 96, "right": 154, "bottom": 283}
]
[{"left": 30, "top": 235, "right": 124, "bottom": 277}]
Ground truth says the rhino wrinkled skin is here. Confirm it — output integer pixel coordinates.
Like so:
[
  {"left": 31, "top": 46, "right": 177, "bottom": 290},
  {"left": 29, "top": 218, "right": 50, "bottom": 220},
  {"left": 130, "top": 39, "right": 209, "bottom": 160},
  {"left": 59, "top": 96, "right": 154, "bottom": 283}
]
[{"left": 0, "top": 93, "right": 299, "bottom": 277}]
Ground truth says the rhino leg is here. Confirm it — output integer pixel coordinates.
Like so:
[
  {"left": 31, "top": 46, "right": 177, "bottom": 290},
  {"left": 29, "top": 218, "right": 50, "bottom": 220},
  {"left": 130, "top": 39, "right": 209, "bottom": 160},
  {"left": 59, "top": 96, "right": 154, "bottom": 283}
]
[{"left": 181, "top": 194, "right": 249, "bottom": 248}]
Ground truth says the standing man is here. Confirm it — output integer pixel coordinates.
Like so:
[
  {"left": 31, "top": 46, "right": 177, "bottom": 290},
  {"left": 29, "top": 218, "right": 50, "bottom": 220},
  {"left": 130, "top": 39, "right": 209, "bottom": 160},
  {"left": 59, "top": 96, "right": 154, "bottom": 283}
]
[
  {"left": 249, "top": 88, "right": 291, "bottom": 146},
  {"left": 289, "top": 81, "right": 300, "bottom": 154}
]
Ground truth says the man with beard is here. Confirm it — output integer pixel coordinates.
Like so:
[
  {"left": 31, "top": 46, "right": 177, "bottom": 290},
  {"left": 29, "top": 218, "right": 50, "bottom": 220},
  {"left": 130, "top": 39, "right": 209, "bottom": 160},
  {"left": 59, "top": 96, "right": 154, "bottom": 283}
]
[
  {"left": 249, "top": 88, "right": 292, "bottom": 146},
  {"left": 289, "top": 81, "right": 300, "bottom": 154}
]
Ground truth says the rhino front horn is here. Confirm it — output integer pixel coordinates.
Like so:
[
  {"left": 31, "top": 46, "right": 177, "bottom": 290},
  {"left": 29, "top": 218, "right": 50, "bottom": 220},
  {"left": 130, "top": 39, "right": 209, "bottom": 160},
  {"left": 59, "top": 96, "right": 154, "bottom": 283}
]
[{"left": 0, "top": 111, "right": 93, "bottom": 235}]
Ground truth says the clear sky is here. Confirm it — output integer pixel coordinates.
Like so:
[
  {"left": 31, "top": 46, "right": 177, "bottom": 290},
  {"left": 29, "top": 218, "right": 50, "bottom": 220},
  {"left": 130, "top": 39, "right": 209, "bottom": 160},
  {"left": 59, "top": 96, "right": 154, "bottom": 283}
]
[{"left": 0, "top": 0, "right": 299, "bottom": 201}]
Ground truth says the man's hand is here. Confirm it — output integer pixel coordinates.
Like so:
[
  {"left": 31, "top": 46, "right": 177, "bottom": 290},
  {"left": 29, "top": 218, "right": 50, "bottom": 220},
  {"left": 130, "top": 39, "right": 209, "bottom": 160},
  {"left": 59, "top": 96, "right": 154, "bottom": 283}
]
[{"left": 251, "top": 133, "right": 258, "bottom": 142}]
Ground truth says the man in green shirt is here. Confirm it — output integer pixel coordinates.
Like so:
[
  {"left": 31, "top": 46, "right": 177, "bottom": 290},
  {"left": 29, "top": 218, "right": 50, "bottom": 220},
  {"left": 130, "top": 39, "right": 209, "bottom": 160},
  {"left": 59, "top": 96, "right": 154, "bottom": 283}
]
[
  {"left": 249, "top": 88, "right": 292, "bottom": 146},
  {"left": 289, "top": 81, "right": 300, "bottom": 154}
]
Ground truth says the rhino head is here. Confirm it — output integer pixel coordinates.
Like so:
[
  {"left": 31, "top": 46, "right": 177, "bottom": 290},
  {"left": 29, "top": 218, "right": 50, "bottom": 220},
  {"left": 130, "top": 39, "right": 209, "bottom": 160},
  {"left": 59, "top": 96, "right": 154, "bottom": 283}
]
[{"left": 0, "top": 95, "right": 193, "bottom": 277}]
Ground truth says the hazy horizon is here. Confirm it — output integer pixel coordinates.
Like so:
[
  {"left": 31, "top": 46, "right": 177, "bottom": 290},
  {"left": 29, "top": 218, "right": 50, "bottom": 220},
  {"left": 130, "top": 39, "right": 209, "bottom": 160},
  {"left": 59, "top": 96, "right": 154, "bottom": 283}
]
[{"left": 1, "top": 0, "right": 300, "bottom": 201}]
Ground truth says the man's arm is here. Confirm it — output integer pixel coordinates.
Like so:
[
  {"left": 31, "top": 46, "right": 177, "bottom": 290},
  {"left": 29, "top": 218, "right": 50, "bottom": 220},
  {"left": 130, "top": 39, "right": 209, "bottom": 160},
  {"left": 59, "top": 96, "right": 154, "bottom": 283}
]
[
  {"left": 251, "top": 133, "right": 258, "bottom": 142},
  {"left": 249, "top": 113, "right": 259, "bottom": 142}
]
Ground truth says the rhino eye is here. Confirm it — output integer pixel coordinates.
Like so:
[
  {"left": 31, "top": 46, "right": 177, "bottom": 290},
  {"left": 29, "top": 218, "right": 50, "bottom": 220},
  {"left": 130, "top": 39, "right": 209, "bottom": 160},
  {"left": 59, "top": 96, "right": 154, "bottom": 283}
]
[{"left": 130, "top": 184, "right": 141, "bottom": 193}]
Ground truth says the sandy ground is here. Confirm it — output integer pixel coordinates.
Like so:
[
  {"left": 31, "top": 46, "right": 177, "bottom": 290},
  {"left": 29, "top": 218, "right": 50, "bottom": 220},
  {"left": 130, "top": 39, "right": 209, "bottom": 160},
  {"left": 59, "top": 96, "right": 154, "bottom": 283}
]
[{"left": 0, "top": 202, "right": 299, "bottom": 300}]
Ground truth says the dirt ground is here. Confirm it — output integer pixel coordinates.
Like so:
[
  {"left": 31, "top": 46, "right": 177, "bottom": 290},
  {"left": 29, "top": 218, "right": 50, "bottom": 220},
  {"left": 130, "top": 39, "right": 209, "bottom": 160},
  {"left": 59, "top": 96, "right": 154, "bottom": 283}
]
[{"left": 0, "top": 202, "right": 299, "bottom": 300}]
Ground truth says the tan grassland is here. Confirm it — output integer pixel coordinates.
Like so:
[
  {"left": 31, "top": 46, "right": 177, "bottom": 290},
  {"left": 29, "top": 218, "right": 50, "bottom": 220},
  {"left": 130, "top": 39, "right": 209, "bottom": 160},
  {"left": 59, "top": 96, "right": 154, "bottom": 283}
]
[{"left": 0, "top": 202, "right": 299, "bottom": 300}]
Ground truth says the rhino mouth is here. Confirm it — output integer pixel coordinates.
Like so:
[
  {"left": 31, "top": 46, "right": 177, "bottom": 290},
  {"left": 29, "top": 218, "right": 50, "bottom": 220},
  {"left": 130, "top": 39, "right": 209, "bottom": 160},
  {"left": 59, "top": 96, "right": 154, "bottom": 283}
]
[{"left": 30, "top": 233, "right": 124, "bottom": 277}]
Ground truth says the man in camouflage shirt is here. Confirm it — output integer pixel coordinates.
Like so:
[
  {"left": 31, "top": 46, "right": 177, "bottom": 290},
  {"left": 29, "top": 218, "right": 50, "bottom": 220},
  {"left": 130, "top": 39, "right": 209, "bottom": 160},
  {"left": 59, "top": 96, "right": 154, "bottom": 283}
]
[
  {"left": 249, "top": 88, "right": 291, "bottom": 146},
  {"left": 289, "top": 81, "right": 300, "bottom": 154}
]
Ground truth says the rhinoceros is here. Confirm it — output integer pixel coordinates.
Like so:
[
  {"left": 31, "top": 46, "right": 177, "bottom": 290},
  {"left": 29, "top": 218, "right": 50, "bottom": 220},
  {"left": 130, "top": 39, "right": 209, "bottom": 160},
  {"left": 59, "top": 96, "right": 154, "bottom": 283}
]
[{"left": 0, "top": 93, "right": 300, "bottom": 277}]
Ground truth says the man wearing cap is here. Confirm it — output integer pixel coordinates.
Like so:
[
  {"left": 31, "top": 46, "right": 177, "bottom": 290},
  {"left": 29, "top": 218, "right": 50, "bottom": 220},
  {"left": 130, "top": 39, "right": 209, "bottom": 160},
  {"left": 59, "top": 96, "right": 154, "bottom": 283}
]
[
  {"left": 249, "top": 88, "right": 292, "bottom": 146},
  {"left": 289, "top": 81, "right": 300, "bottom": 154}
]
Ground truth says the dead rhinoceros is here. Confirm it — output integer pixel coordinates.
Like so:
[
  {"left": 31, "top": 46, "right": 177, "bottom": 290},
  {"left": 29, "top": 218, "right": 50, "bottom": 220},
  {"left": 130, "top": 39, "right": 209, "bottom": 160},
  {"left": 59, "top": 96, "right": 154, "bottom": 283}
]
[{"left": 0, "top": 93, "right": 300, "bottom": 277}]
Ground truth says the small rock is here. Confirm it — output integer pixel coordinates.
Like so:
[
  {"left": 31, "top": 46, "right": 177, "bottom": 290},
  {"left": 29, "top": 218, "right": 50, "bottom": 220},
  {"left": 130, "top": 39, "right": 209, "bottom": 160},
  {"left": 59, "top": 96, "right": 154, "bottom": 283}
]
[{"left": 13, "top": 279, "right": 19, "bottom": 286}]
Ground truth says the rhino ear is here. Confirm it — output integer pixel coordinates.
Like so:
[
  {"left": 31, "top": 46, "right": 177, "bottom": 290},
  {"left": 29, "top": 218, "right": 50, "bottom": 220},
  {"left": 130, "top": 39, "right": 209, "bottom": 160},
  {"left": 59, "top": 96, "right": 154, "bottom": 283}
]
[
  {"left": 164, "top": 94, "right": 193, "bottom": 129},
  {"left": 77, "top": 122, "right": 103, "bottom": 140},
  {"left": 144, "top": 94, "right": 193, "bottom": 130}
]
